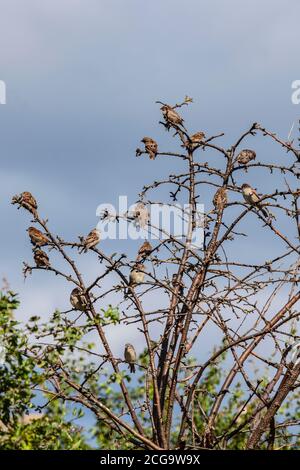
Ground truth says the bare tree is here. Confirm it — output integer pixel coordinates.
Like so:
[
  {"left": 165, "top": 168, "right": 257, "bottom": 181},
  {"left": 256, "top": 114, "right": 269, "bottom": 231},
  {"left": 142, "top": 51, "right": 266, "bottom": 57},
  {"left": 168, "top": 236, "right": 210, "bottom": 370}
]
[{"left": 12, "top": 99, "right": 300, "bottom": 450}]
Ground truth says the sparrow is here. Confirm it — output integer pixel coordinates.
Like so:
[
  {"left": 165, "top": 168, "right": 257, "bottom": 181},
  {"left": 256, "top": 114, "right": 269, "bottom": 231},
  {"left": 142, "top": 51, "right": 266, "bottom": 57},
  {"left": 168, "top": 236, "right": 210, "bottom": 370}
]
[
  {"left": 137, "top": 241, "right": 153, "bottom": 260},
  {"left": 141, "top": 137, "right": 158, "bottom": 160},
  {"left": 124, "top": 343, "right": 137, "bottom": 373},
  {"left": 183, "top": 131, "right": 206, "bottom": 149},
  {"left": 80, "top": 228, "right": 101, "bottom": 253},
  {"left": 237, "top": 149, "right": 256, "bottom": 165},
  {"left": 12, "top": 192, "right": 37, "bottom": 215},
  {"left": 27, "top": 227, "right": 50, "bottom": 247},
  {"left": 241, "top": 183, "right": 269, "bottom": 218},
  {"left": 129, "top": 263, "right": 145, "bottom": 287},
  {"left": 70, "top": 287, "right": 88, "bottom": 312},
  {"left": 33, "top": 249, "right": 50, "bottom": 268},
  {"left": 213, "top": 187, "right": 228, "bottom": 211},
  {"left": 161, "top": 105, "right": 186, "bottom": 130},
  {"left": 132, "top": 202, "right": 149, "bottom": 229}
]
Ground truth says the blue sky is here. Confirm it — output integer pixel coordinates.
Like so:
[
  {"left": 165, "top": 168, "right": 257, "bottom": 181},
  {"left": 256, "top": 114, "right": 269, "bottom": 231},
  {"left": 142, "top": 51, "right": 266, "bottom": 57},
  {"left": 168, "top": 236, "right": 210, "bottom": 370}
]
[{"left": 0, "top": 0, "right": 299, "bottom": 357}]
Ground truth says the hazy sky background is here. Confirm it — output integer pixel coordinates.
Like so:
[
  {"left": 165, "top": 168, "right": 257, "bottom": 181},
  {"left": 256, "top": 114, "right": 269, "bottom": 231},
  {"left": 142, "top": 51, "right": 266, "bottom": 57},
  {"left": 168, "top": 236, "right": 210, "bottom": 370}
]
[{"left": 0, "top": 0, "right": 299, "bottom": 361}]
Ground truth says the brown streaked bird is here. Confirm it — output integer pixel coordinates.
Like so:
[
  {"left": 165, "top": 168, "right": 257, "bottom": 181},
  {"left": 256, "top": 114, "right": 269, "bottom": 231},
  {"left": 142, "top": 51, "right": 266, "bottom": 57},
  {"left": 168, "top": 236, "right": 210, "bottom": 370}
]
[
  {"left": 181, "top": 131, "right": 206, "bottom": 149},
  {"left": 137, "top": 241, "right": 153, "bottom": 260},
  {"left": 124, "top": 343, "right": 137, "bottom": 373},
  {"left": 70, "top": 287, "right": 88, "bottom": 312},
  {"left": 213, "top": 187, "right": 228, "bottom": 211},
  {"left": 161, "top": 104, "right": 186, "bottom": 129},
  {"left": 80, "top": 228, "right": 101, "bottom": 253},
  {"left": 129, "top": 263, "right": 145, "bottom": 287},
  {"left": 237, "top": 149, "right": 256, "bottom": 165},
  {"left": 34, "top": 249, "right": 50, "bottom": 268},
  {"left": 191, "top": 131, "right": 206, "bottom": 144},
  {"left": 132, "top": 202, "right": 149, "bottom": 229},
  {"left": 241, "top": 183, "right": 269, "bottom": 218},
  {"left": 12, "top": 191, "right": 37, "bottom": 215},
  {"left": 141, "top": 137, "right": 158, "bottom": 160},
  {"left": 188, "top": 131, "right": 206, "bottom": 148},
  {"left": 27, "top": 227, "right": 49, "bottom": 247}
]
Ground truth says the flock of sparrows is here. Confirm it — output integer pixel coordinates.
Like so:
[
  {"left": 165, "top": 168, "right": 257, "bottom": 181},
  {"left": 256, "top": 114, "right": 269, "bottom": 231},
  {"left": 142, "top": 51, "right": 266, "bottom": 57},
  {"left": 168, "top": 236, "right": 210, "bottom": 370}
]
[
  {"left": 11, "top": 192, "right": 52, "bottom": 268},
  {"left": 11, "top": 108, "right": 270, "bottom": 375},
  {"left": 12, "top": 192, "right": 102, "bottom": 269},
  {"left": 137, "top": 106, "right": 206, "bottom": 160},
  {"left": 138, "top": 106, "right": 269, "bottom": 218},
  {"left": 11, "top": 191, "right": 152, "bottom": 374}
]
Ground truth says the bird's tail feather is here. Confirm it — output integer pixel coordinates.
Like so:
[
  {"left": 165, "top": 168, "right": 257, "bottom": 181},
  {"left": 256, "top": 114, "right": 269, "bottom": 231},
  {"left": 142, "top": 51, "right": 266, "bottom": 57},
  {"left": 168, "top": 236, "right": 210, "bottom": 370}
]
[
  {"left": 180, "top": 122, "right": 188, "bottom": 132},
  {"left": 260, "top": 206, "right": 269, "bottom": 218}
]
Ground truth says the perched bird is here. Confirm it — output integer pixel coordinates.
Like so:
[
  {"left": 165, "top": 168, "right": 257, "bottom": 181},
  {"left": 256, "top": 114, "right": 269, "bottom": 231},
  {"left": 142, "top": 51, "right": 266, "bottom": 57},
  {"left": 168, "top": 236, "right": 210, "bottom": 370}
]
[
  {"left": 237, "top": 149, "right": 256, "bottom": 165},
  {"left": 129, "top": 263, "right": 145, "bottom": 287},
  {"left": 12, "top": 191, "right": 37, "bottom": 215},
  {"left": 80, "top": 228, "right": 101, "bottom": 253},
  {"left": 137, "top": 241, "right": 153, "bottom": 260},
  {"left": 34, "top": 249, "right": 50, "bottom": 268},
  {"left": 183, "top": 131, "right": 206, "bottom": 149},
  {"left": 27, "top": 227, "right": 49, "bottom": 247},
  {"left": 141, "top": 137, "right": 158, "bottom": 160},
  {"left": 213, "top": 187, "right": 228, "bottom": 211},
  {"left": 132, "top": 202, "right": 149, "bottom": 229},
  {"left": 161, "top": 104, "right": 186, "bottom": 129},
  {"left": 190, "top": 131, "right": 206, "bottom": 146},
  {"left": 124, "top": 343, "right": 137, "bottom": 373},
  {"left": 70, "top": 287, "right": 88, "bottom": 312},
  {"left": 241, "top": 183, "right": 269, "bottom": 218}
]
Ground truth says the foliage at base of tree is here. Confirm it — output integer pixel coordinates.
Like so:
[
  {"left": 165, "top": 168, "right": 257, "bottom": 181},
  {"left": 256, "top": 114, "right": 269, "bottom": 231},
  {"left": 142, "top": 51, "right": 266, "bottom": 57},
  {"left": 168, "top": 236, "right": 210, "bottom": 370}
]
[
  {"left": 0, "top": 291, "right": 90, "bottom": 450},
  {"left": 1, "top": 290, "right": 298, "bottom": 450}
]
